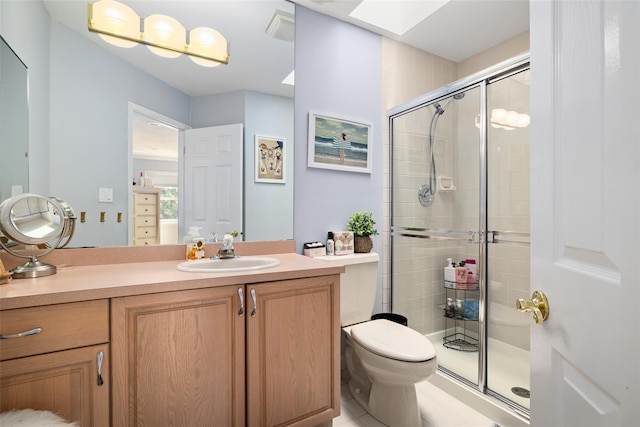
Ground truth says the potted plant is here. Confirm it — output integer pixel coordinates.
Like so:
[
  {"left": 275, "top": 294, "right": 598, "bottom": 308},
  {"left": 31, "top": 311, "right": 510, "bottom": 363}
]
[{"left": 347, "top": 211, "right": 378, "bottom": 253}]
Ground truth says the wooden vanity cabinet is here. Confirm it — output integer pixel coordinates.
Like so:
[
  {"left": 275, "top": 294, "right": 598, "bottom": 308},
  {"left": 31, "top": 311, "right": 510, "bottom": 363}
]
[
  {"left": 111, "top": 286, "right": 245, "bottom": 426},
  {"left": 0, "top": 300, "right": 110, "bottom": 426},
  {"left": 111, "top": 275, "right": 340, "bottom": 427},
  {"left": 246, "top": 275, "right": 340, "bottom": 427}
]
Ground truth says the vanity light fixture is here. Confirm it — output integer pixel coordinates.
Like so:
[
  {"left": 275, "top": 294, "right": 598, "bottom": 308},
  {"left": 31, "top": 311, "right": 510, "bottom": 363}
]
[
  {"left": 475, "top": 109, "right": 531, "bottom": 130},
  {"left": 88, "top": 0, "right": 229, "bottom": 66}
]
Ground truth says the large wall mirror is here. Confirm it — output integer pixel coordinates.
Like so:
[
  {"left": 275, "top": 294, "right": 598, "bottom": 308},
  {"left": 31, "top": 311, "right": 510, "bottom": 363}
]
[
  {"left": 0, "top": 36, "right": 29, "bottom": 202},
  {"left": 2, "top": 0, "right": 294, "bottom": 248}
]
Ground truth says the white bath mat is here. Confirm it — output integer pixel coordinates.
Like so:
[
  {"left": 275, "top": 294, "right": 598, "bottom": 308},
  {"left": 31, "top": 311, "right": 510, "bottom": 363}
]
[{"left": 0, "top": 409, "right": 78, "bottom": 426}]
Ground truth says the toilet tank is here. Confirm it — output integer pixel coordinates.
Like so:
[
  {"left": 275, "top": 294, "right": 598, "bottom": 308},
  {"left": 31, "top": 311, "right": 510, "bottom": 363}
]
[{"left": 315, "top": 253, "right": 379, "bottom": 326}]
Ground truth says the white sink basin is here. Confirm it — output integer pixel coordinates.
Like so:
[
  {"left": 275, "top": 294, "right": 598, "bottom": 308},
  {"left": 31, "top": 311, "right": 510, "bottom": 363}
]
[{"left": 177, "top": 256, "right": 280, "bottom": 273}]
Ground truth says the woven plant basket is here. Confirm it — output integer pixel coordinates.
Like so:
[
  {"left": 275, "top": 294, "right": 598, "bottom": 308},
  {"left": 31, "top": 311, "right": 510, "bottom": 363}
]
[{"left": 354, "top": 236, "right": 373, "bottom": 253}]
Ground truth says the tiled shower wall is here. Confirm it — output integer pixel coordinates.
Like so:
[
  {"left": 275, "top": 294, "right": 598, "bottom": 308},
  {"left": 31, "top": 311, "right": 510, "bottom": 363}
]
[
  {"left": 381, "top": 38, "right": 458, "bottom": 318},
  {"left": 381, "top": 34, "right": 530, "bottom": 349}
]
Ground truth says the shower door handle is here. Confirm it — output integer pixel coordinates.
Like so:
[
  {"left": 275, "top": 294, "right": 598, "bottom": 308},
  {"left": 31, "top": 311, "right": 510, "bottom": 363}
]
[{"left": 516, "top": 290, "right": 549, "bottom": 324}]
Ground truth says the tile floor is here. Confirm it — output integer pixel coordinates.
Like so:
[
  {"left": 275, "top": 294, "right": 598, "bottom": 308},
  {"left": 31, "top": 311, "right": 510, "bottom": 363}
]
[{"left": 334, "top": 372, "right": 495, "bottom": 427}]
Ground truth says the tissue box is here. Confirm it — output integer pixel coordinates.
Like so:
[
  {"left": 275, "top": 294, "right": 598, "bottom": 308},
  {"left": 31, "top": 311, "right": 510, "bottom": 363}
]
[
  {"left": 333, "top": 231, "right": 354, "bottom": 255},
  {"left": 303, "top": 242, "right": 326, "bottom": 257}
]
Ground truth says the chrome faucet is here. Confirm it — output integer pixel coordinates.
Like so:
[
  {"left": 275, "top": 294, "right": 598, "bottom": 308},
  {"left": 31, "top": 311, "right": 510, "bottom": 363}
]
[{"left": 216, "top": 234, "right": 236, "bottom": 259}]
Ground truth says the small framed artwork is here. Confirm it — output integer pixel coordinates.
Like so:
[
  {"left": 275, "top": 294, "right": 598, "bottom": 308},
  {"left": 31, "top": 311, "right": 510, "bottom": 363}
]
[
  {"left": 255, "top": 135, "right": 286, "bottom": 184},
  {"left": 307, "top": 111, "right": 372, "bottom": 174}
]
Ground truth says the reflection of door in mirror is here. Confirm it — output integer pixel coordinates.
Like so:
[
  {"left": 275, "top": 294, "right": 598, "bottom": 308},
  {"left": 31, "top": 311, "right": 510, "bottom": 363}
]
[
  {"left": 0, "top": 36, "right": 29, "bottom": 202},
  {"left": 183, "top": 124, "right": 243, "bottom": 243},
  {"left": 131, "top": 107, "right": 182, "bottom": 245},
  {"left": 130, "top": 107, "right": 243, "bottom": 246}
]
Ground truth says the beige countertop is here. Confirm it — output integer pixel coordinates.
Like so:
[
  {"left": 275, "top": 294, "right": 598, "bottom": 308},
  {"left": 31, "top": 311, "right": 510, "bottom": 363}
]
[{"left": 0, "top": 252, "right": 344, "bottom": 310}]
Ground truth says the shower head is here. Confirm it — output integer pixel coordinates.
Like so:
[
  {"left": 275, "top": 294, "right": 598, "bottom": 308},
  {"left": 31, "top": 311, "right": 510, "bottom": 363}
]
[{"left": 434, "top": 93, "right": 465, "bottom": 115}]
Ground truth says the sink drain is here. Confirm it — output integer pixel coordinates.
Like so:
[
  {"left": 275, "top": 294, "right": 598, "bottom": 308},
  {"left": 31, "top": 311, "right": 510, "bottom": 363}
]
[{"left": 511, "top": 387, "right": 530, "bottom": 398}]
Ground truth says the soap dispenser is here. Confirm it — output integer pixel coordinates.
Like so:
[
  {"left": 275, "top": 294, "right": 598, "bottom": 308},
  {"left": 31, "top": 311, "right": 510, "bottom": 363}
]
[
  {"left": 185, "top": 226, "right": 206, "bottom": 260},
  {"left": 444, "top": 258, "right": 456, "bottom": 283}
]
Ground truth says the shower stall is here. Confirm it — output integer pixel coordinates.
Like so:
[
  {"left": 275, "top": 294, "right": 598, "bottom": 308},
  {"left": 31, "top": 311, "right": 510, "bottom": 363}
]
[{"left": 389, "top": 54, "right": 531, "bottom": 416}]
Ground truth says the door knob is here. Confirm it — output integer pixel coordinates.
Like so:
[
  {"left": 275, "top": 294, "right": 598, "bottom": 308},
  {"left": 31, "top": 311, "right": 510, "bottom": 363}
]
[{"left": 516, "top": 290, "right": 549, "bottom": 324}]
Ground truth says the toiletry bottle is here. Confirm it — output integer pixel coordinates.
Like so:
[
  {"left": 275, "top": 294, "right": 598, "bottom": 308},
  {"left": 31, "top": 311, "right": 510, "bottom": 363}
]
[
  {"left": 455, "top": 299, "right": 464, "bottom": 318},
  {"left": 326, "top": 232, "right": 335, "bottom": 256},
  {"left": 467, "top": 271, "right": 475, "bottom": 288},
  {"left": 185, "top": 226, "right": 205, "bottom": 260},
  {"left": 446, "top": 298, "right": 454, "bottom": 318},
  {"left": 455, "top": 261, "right": 468, "bottom": 285},
  {"left": 138, "top": 172, "right": 145, "bottom": 187},
  {"left": 465, "top": 259, "right": 476, "bottom": 276},
  {"left": 444, "top": 258, "right": 456, "bottom": 283}
]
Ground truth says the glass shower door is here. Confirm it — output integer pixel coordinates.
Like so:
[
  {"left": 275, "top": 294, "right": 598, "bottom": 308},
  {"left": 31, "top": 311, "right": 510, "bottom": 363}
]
[
  {"left": 485, "top": 68, "right": 531, "bottom": 410},
  {"left": 390, "top": 86, "right": 482, "bottom": 386}
]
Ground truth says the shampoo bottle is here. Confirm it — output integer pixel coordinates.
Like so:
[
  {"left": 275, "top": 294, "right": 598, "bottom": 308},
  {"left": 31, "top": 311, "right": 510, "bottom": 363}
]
[
  {"left": 326, "top": 232, "right": 335, "bottom": 256},
  {"left": 444, "top": 258, "right": 456, "bottom": 283}
]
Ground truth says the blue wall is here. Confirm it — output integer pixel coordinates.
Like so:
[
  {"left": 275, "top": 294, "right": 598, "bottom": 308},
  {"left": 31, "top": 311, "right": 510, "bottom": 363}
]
[{"left": 294, "top": 6, "right": 383, "bottom": 311}]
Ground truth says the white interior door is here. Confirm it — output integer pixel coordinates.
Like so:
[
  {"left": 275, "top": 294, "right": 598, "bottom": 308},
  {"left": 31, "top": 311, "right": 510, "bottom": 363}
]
[
  {"left": 530, "top": 1, "right": 639, "bottom": 426},
  {"left": 183, "top": 124, "right": 243, "bottom": 242}
]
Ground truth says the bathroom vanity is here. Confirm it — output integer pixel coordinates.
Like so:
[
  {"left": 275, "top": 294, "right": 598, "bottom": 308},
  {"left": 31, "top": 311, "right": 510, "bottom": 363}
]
[{"left": 0, "top": 242, "right": 342, "bottom": 426}]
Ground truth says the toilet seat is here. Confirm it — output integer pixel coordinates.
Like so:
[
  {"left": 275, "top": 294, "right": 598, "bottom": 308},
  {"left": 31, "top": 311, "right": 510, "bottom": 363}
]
[{"left": 350, "top": 319, "right": 436, "bottom": 362}]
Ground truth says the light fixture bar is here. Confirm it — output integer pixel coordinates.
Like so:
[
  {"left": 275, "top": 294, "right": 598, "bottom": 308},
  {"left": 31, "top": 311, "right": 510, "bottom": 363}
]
[{"left": 88, "top": 1, "right": 229, "bottom": 66}]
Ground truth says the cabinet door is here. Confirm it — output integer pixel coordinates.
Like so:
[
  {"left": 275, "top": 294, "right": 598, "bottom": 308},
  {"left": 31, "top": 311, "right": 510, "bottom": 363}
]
[
  {"left": 111, "top": 286, "right": 245, "bottom": 427},
  {"left": 246, "top": 275, "right": 340, "bottom": 427},
  {"left": 0, "top": 344, "right": 110, "bottom": 426}
]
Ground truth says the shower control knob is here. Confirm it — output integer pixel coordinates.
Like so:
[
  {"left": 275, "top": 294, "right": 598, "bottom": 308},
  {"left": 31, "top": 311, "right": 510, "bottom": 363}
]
[{"left": 516, "top": 290, "right": 549, "bottom": 324}]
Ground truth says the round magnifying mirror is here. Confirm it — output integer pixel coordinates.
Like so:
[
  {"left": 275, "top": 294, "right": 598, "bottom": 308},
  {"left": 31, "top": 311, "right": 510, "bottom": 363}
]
[{"left": 0, "top": 194, "right": 76, "bottom": 279}]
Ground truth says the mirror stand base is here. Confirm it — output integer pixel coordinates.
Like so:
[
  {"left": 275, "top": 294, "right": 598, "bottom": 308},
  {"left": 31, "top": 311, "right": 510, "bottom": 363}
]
[{"left": 11, "top": 259, "right": 57, "bottom": 279}]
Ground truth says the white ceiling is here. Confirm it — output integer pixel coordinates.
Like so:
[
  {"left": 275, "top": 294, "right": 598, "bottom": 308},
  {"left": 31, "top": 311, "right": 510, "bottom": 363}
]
[
  {"left": 291, "top": 0, "right": 530, "bottom": 63},
  {"left": 42, "top": 0, "right": 529, "bottom": 161}
]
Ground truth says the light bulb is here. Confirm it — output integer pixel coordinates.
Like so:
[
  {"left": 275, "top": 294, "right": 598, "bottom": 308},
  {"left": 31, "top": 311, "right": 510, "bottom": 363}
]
[
  {"left": 506, "top": 110, "right": 519, "bottom": 127},
  {"left": 491, "top": 108, "right": 507, "bottom": 124},
  {"left": 91, "top": 0, "right": 140, "bottom": 48},
  {"left": 188, "top": 27, "right": 227, "bottom": 67},
  {"left": 144, "top": 14, "right": 186, "bottom": 58},
  {"left": 517, "top": 114, "right": 531, "bottom": 128}
]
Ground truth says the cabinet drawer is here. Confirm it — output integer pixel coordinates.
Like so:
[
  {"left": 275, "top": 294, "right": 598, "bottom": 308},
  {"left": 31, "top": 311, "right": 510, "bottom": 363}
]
[
  {"left": 134, "top": 193, "right": 157, "bottom": 204},
  {"left": 134, "top": 216, "right": 157, "bottom": 227},
  {"left": 134, "top": 226, "right": 157, "bottom": 238},
  {"left": 0, "top": 300, "right": 109, "bottom": 361},
  {"left": 134, "top": 237, "right": 158, "bottom": 246},
  {"left": 135, "top": 205, "right": 156, "bottom": 215}
]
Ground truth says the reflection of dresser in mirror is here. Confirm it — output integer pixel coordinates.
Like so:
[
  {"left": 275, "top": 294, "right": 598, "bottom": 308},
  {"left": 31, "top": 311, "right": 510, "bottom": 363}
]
[{"left": 132, "top": 188, "right": 161, "bottom": 245}]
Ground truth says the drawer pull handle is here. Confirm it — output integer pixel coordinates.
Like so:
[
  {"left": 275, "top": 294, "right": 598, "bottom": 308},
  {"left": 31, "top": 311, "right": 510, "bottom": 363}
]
[
  {"left": 238, "top": 288, "right": 244, "bottom": 317},
  {"left": 250, "top": 288, "right": 257, "bottom": 318},
  {"left": 0, "top": 327, "right": 42, "bottom": 339},
  {"left": 97, "top": 351, "right": 104, "bottom": 386}
]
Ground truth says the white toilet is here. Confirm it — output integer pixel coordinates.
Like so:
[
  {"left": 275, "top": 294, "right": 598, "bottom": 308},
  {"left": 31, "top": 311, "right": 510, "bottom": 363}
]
[{"left": 317, "top": 253, "right": 437, "bottom": 427}]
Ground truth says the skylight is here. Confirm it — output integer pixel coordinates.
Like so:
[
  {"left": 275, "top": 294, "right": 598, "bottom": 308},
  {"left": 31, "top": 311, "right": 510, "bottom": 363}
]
[{"left": 349, "top": 0, "right": 450, "bottom": 36}]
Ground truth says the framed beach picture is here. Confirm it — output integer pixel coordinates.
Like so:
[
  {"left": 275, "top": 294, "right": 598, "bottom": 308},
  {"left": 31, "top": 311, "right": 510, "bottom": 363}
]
[
  {"left": 307, "top": 111, "right": 372, "bottom": 173},
  {"left": 255, "top": 135, "right": 286, "bottom": 183}
]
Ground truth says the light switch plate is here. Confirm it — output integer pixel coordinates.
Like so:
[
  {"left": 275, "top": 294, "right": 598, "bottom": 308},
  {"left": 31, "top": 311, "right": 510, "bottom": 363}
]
[{"left": 99, "top": 187, "right": 113, "bottom": 203}]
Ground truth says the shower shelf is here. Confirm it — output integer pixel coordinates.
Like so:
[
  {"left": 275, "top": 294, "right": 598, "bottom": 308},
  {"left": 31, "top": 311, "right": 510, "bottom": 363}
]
[{"left": 443, "top": 280, "right": 479, "bottom": 352}]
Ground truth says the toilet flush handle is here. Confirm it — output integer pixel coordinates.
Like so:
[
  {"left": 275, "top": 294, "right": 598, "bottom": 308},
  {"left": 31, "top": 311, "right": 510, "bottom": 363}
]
[{"left": 516, "top": 290, "right": 549, "bottom": 324}]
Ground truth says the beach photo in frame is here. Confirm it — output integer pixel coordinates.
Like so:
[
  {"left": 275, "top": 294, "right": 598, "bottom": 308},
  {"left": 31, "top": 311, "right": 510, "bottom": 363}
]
[
  {"left": 255, "top": 134, "right": 286, "bottom": 183},
  {"left": 307, "top": 111, "right": 372, "bottom": 173}
]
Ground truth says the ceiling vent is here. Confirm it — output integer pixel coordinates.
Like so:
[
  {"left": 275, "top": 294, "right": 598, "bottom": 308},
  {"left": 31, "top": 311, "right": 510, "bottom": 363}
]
[{"left": 265, "top": 9, "right": 295, "bottom": 42}]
